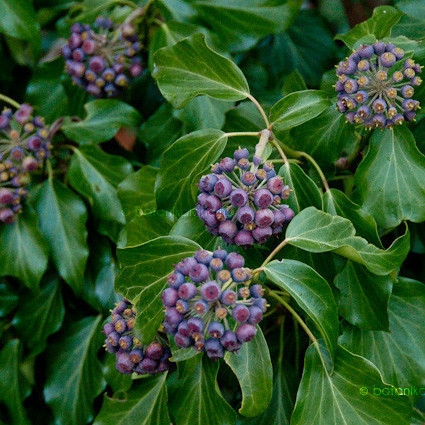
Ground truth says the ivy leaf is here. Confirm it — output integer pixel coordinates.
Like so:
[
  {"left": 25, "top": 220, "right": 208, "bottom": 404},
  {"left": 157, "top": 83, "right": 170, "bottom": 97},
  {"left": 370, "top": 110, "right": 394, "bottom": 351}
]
[
  {"left": 285, "top": 207, "right": 410, "bottom": 275},
  {"left": 102, "top": 354, "right": 132, "bottom": 395},
  {"left": 116, "top": 236, "right": 200, "bottom": 344},
  {"left": 155, "top": 129, "right": 227, "bottom": 215},
  {"left": 0, "top": 340, "right": 31, "bottom": 425},
  {"left": 281, "top": 69, "right": 307, "bottom": 97},
  {"left": 278, "top": 162, "right": 323, "bottom": 214},
  {"left": 271, "top": 90, "right": 331, "bottom": 134},
  {"left": 291, "top": 344, "right": 412, "bottom": 425},
  {"left": 44, "top": 316, "right": 105, "bottom": 425},
  {"left": 117, "top": 166, "right": 158, "bottom": 220},
  {"left": 340, "top": 277, "right": 425, "bottom": 390},
  {"left": 62, "top": 100, "right": 142, "bottom": 144},
  {"left": 152, "top": 33, "right": 250, "bottom": 108},
  {"left": 334, "top": 261, "right": 392, "bottom": 331},
  {"left": 0, "top": 282, "right": 18, "bottom": 317},
  {"left": 170, "top": 210, "right": 217, "bottom": 250},
  {"left": 12, "top": 273, "right": 65, "bottom": 356},
  {"left": 288, "top": 106, "right": 357, "bottom": 167},
  {"left": 324, "top": 188, "right": 381, "bottom": 246},
  {"left": 0, "top": 208, "right": 48, "bottom": 289},
  {"left": 335, "top": 6, "right": 403, "bottom": 49},
  {"left": 34, "top": 179, "right": 89, "bottom": 293},
  {"left": 169, "top": 357, "right": 236, "bottom": 425},
  {"left": 355, "top": 126, "right": 425, "bottom": 229},
  {"left": 68, "top": 146, "right": 133, "bottom": 240},
  {"left": 265, "top": 259, "right": 338, "bottom": 365},
  {"left": 94, "top": 373, "right": 170, "bottom": 425},
  {"left": 224, "top": 327, "right": 272, "bottom": 417},
  {"left": 0, "top": 0, "right": 40, "bottom": 40},
  {"left": 118, "top": 211, "right": 176, "bottom": 248}
]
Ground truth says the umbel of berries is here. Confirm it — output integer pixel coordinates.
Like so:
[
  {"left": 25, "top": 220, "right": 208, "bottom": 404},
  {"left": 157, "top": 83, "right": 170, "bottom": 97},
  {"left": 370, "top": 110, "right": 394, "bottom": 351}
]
[
  {"left": 62, "top": 17, "right": 144, "bottom": 98},
  {"left": 162, "top": 249, "right": 268, "bottom": 359},
  {"left": 103, "top": 300, "right": 171, "bottom": 375},
  {"left": 0, "top": 104, "right": 50, "bottom": 224},
  {"left": 196, "top": 149, "right": 295, "bottom": 247},
  {"left": 335, "top": 42, "right": 422, "bottom": 128}
]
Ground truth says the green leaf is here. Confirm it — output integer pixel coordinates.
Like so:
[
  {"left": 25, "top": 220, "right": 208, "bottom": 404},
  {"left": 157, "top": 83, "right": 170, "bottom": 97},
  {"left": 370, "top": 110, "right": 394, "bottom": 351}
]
[
  {"left": 270, "top": 90, "right": 331, "bottom": 134},
  {"left": 62, "top": 100, "right": 142, "bottom": 144},
  {"left": 44, "top": 316, "right": 105, "bottom": 425},
  {"left": 0, "top": 0, "right": 40, "bottom": 40},
  {"left": 94, "top": 373, "right": 170, "bottom": 425},
  {"left": 156, "top": 129, "right": 227, "bottom": 215},
  {"left": 335, "top": 6, "right": 403, "bottom": 50},
  {"left": 118, "top": 211, "right": 176, "bottom": 248},
  {"left": 12, "top": 273, "right": 64, "bottom": 356},
  {"left": 68, "top": 146, "right": 133, "bottom": 240},
  {"left": 34, "top": 179, "right": 88, "bottom": 293},
  {"left": 291, "top": 344, "right": 412, "bottom": 425},
  {"left": 117, "top": 166, "right": 158, "bottom": 220},
  {"left": 224, "top": 327, "right": 272, "bottom": 417},
  {"left": 152, "top": 33, "right": 250, "bottom": 108},
  {"left": 0, "top": 340, "right": 30, "bottom": 425},
  {"left": 278, "top": 162, "right": 323, "bottom": 214},
  {"left": 0, "top": 208, "right": 48, "bottom": 289},
  {"left": 139, "top": 104, "right": 182, "bottom": 166},
  {"left": 102, "top": 354, "right": 132, "bottom": 395},
  {"left": 396, "top": 0, "right": 425, "bottom": 20},
  {"left": 169, "top": 357, "right": 236, "bottom": 425},
  {"left": 340, "top": 277, "right": 425, "bottom": 390},
  {"left": 285, "top": 207, "right": 410, "bottom": 275},
  {"left": 288, "top": 106, "right": 357, "bottom": 167},
  {"left": 324, "top": 189, "right": 381, "bottom": 246},
  {"left": 170, "top": 210, "right": 217, "bottom": 250},
  {"left": 334, "top": 261, "right": 392, "bottom": 331},
  {"left": 0, "top": 282, "right": 18, "bottom": 317},
  {"left": 281, "top": 69, "right": 307, "bottom": 97},
  {"left": 116, "top": 236, "right": 200, "bottom": 344},
  {"left": 265, "top": 259, "right": 338, "bottom": 364},
  {"left": 355, "top": 126, "right": 425, "bottom": 229}
]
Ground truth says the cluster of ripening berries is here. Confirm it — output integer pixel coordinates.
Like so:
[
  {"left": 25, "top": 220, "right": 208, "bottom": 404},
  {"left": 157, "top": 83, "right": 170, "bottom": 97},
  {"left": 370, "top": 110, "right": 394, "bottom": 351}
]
[
  {"left": 197, "top": 149, "right": 295, "bottom": 247},
  {"left": 335, "top": 42, "right": 422, "bottom": 128},
  {"left": 0, "top": 105, "right": 50, "bottom": 224},
  {"left": 62, "top": 17, "right": 144, "bottom": 98},
  {"left": 162, "top": 249, "right": 267, "bottom": 359},
  {"left": 103, "top": 300, "right": 171, "bottom": 375}
]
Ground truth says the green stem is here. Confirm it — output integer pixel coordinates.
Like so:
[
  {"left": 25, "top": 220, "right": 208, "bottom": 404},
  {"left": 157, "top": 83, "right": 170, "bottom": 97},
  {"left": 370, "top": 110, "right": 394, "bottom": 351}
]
[
  {"left": 0, "top": 94, "right": 20, "bottom": 109},
  {"left": 250, "top": 129, "right": 271, "bottom": 173},
  {"left": 225, "top": 131, "right": 260, "bottom": 138},
  {"left": 270, "top": 139, "right": 289, "bottom": 165},
  {"left": 278, "top": 316, "right": 285, "bottom": 367},
  {"left": 260, "top": 239, "right": 287, "bottom": 269},
  {"left": 294, "top": 319, "right": 300, "bottom": 375},
  {"left": 46, "top": 160, "right": 54, "bottom": 181},
  {"left": 247, "top": 93, "right": 271, "bottom": 129}
]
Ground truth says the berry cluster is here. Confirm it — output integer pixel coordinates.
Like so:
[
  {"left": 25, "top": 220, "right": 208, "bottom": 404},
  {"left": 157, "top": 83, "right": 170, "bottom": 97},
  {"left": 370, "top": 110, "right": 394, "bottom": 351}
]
[
  {"left": 196, "top": 149, "right": 295, "bottom": 247},
  {"left": 0, "top": 105, "right": 50, "bottom": 224},
  {"left": 103, "top": 300, "right": 171, "bottom": 375},
  {"left": 62, "top": 17, "right": 144, "bottom": 98},
  {"left": 335, "top": 42, "right": 422, "bottom": 128},
  {"left": 162, "top": 250, "right": 267, "bottom": 359}
]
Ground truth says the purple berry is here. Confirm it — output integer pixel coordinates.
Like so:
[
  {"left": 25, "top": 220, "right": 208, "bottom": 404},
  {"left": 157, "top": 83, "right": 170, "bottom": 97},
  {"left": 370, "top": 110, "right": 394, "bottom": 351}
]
[
  {"left": 187, "top": 317, "right": 204, "bottom": 334},
  {"left": 193, "top": 300, "right": 209, "bottom": 315},
  {"left": 116, "top": 351, "right": 134, "bottom": 374},
  {"left": 254, "top": 188, "right": 274, "bottom": 208},
  {"left": 175, "top": 333, "right": 191, "bottom": 348},
  {"left": 234, "top": 148, "right": 249, "bottom": 161},
  {"left": 167, "top": 271, "right": 185, "bottom": 288},
  {"left": 119, "top": 335, "right": 133, "bottom": 351},
  {"left": 210, "top": 258, "right": 223, "bottom": 272},
  {"left": 189, "top": 263, "right": 210, "bottom": 283},
  {"left": 250, "top": 284, "right": 264, "bottom": 298},
  {"left": 253, "top": 298, "right": 267, "bottom": 312},
  {"left": 219, "top": 157, "right": 235, "bottom": 172},
  {"left": 229, "top": 188, "right": 248, "bottom": 207},
  {"left": 267, "top": 177, "right": 284, "bottom": 194},
  {"left": 194, "top": 250, "right": 213, "bottom": 265},
  {"left": 248, "top": 306, "right": 263, "bottom": 324},
  {"left": 214, "top": 178, "right": 233, "bottom": 198},
  {"left": 221, "top": 330, "right": 239, "bottom": 351},
  {"left": 255, "top": 209, "right": 274, "bottom": 228},
  {"left": 176, "top": 299, "right": 190, "bottom": 314},
  {"left": 162, "top": 287, "right": 178, "bottom": 307},
  {"left": 164, "top": 307, "right": 183, "bottom": 326},
  {"left": 221, "top": 289, "right": 237, "bottom": 305},
  {"left": 225, "top": 252, "right": 244, "bottom": 270},
  {"left": 178, "top": 282, "right": 197, "bottom": 300},
  {"left": 140, "top": 357, "right": 158, "bottom": 373},
  {"left": 200, "top": 281, "right": 222, "bottom": 302},
  {"left": 176, "top": 257, "right": 198, "bottom": 275},
  {"left": 130, "top": 349, "right": 143, "bottom": 363},
  {"left": 208, "top": 321, "right": 225, "bottom": 338},
  {"left": 205, "top": 338, "right": 224, "bottom": 358},
  {"left": 241, "top": 171, "right": 256, "bottom": 186},
  {"left": 219, "top": 220, "right": 238, "bottom": 239},
  {"left": 232, "top": 304, "right": 250, "bottom": 323},
  {"left": 145, "top": 342, "right": 164, "bottom": 360},
  {"left": 103, "top": 322, "right": 115, "bottom": 336},
  {"left": 213, "top": 248, "right": 227, "bottom": 260},
  {"left": 235, "top": 230, "right": 254, "bottom": 247},
  {"left": 177, "top": 321, "right": 191, "bottom": 337},
  {"left": 358, "top": 44, "right": 374, "bottom": 59},
  {"left": 231, "top": 268, "right": 248, "bottom": 282},
  {"left": 236, "top": 206, "right": 255, "bottom": 224},
  {"left": 236, "top": 323, "right": 257, "bottom": 343}
]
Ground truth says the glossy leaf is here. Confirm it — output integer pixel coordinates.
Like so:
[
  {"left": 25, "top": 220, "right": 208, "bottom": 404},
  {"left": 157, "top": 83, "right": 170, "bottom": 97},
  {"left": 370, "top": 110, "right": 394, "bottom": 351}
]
[
  {"left": 12, "top": 273, "right": 65, "bottom": 356},
  {"left": 0, "top": 282, "right": 18, "bottom": 317},
  {"left": 94, "top": 373, "right": 170, "bottom": 425},
  {"left": 169, "top": 357, "right": 236, "bottom": 425},
  {"left": 285, "top": 207, "right": 410, "bottom": 275},
  {"left": 44, "top": 316, "right": 105, "bottom": 425},
  {"left": 155, "top": 129, "right": 227, "bottom": 215},
  {"left": 224, "top": 327, "right": 272, "bottom": 417},
  {"left": 0, "top": 340, "right": 31, "bottom": 425},
  {"left": 152, "top": 33, "right": 250, "bottom": 108},
  {"left": 281, "top": 69, "right": 307, "bottom": 97},
  {"left": 34, "top": 179, "right": 88, "bottom": 293},
  {"left": 278, "top": 162, "right": 323, "bottom": 214},
  {"left": 0, "top": 209, "right": 48, "bottom": 289},
  {"left": 271, "top": 90, "right": 331, "bottom": 134},
  {"left": 355, "top": 126, "right": 425, "bottom": 229},
  {"left": 291, "top": 344, "right": 412, "bottom": 425},
  {"left": 340, "top": 277, "right": 425, "bottom": 389},
  {"left": 68, "top": 146, "right": 133, "bottom": 240},
  {"left": 102, "top": 354, "right": 132, "bottom": 395},
  {"left": 265, "top": 259, "right": 339, "bottom": 364},
  {"left": 335, "top": 6, "right": 403, "bottom": 49},
  {"left": 0, "top": 0, "right": 39, "bottom": 40},
  {"left": 334, "top": 261, "right": 392, "bottom": 331},
  {"left": 62, "top": 100, "right": 142, "bottom": 144},
  {"left": 116, "top": 236, "right": 200, "bottom": 344}
]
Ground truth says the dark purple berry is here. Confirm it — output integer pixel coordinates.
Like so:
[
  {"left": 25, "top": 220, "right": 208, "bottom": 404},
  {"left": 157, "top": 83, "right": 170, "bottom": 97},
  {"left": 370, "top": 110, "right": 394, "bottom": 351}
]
[
  {"left": 213, "top": 248, "right": 227, "bottom": 260},
  {"left": 254, "top": 188, "right": 274, "bottom": 208},
  {"left": 187, "top": 317, "right": 204, "bottom": 334},
  {"left": 235, "top": 230, "right": 254, "bottom": 247},
  {"left": 167, "top": 271, "right": 185, "bottom": 288},
  {"left": 164, "top": 307, "right": 183, "bottom": 326},
  {"left": 176, "top": 257, "right": 198, "bottom": 275},
  {"left": 162, "top": 287, "right": 178, "bottom": 307},
  {"left": 236, "top": 206, "right": 255, "bottom": 224},
  {"left": 214, "top": 178, "right": 233, "bottom": 198},
  {"left": 200, "top": 281, "right": 221, "bottom": 302},
  {"left": 177, "top": 321, "right": 191, "bottom": 337},
  {"left": 220, "top": 330, "right": 239, "bottom": 351},
  {"left": 178, "top": 282, "right": 198, "bottom": 300},
  {"left": 189, "top": 263, "right": 210, "bottom": 283},
  {"left": 236, "top": 323, "right": 257, "bottom": 343},
  {"left": 221, "top": 289, "right": 237, "bottom": 305},
  {"left": 219, "top": 157, "right": 235, "bottom": 172},
  {"left": 248, "top": 306, "right": 263, "bottom": 324},
  {"left": 208, "top": 321, "right": 225, "bottom": 338},
  {"left": 205, "top": 338, "right": 224, "bottom": 359},
  {"left": 234, "top": 148, "right": 249, "bottom": 161},
  {"left": 229, "top": 188, "right": 248, "bottom": 207},
  {"left": 225, "top": 252, "right": 244, "bottom": 270},
  {"left": 145, "top": 342, "right": 164, "bottom": 360},
  {"left": 250, "top": 284, "right": 264, "bottom": 298},
  {"left": 176, "top": 299, "right": 190, "bottom": 314},
  {"left": 219, "top": 220, "right": 238, "bottom": 239},
  {"left": 255, "top": 209, "right": 274, "bottom": 228}
]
